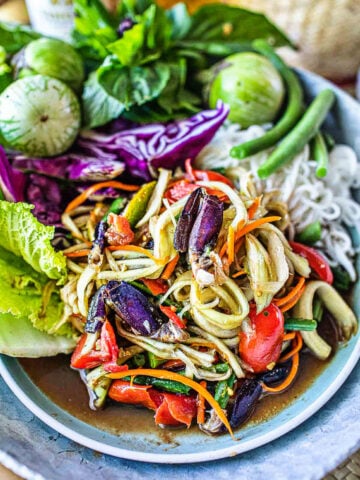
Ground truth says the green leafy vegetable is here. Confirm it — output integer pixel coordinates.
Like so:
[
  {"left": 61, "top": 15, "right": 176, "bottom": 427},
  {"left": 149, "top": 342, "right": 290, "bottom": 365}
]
[
  {"left": 82, "top": 72, "right": 124, "bottom": 128},
  {"left": 177, "top": 4, "right": 293, "bottom": 55},
  {"left": 98, "top": 60, "right": 170, "bottom": 108},
  {"left": 0, "top": 201, "right": 67, "bottom": 283},
  {"left": 0, "top": 313, "right": 75, "bottom": 357},
  {"left": 0, "top": 22, "right": 40, "bottom": 54}
]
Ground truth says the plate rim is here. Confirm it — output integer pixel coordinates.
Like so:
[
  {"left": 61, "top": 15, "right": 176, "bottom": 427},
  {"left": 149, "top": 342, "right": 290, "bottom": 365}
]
[{"left": 1, "top": 67, "right": 360, "bottom": 464}]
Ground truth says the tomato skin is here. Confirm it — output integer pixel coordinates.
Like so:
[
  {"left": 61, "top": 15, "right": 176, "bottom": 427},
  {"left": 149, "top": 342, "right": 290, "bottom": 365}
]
[
  {"left": 70, "top": 320, "right": 119, "bottom": 370},
  {"left": 192, "top": 169, "right": 234, "bottom": 188},
  {"left": 108, "top": 381, "right": 160, "bottom": 410},
  {"left": 239, "top": 303, "right": 284, "bottom": 373},
  {"left": 289, "top": 241, "right": 333, "bottom": 284}
]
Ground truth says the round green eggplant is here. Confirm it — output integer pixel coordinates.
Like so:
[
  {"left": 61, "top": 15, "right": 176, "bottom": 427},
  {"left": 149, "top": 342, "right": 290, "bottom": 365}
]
[
  {"left": 0, "top": 75, "right": 81, "bottom": 157},
  {"left": 23, "top": 38, "right": 84, "bottom": 92},
  {"left": 209, "top": 52, "right": 285, "bottom": 128}
]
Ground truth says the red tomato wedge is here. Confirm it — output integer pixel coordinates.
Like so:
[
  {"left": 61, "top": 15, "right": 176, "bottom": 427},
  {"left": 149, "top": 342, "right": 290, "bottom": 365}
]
[
  {"left": 239, "top": 303, "right": 284, "bottom": 373},
  {"left": 108, "top": 380, "right": 159, "bottom": 410},
  {"left": 154, "top": 393, "right": 197, "bottom": 428},
  {"left": 289, "top": 241, "right": 333, "bottom": 284}
]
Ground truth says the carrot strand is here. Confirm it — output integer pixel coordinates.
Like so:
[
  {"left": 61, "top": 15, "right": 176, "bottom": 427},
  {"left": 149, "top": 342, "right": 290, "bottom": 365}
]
[
  {"left": 161, "top": 254, "right": 179, "bottom": 280},
  {"left": 262, "top": 352, "right": 299, "bottom": 393},
  {"left": 64, "top": 249, "right": 91, "bottom": 258},
  {"left": 280, "top": 332, "right": 303, "bottom": 363},
  {"left": 65, "top": 181, "right": 139, "bottom": 213},
  {"left": 106, "top": 369, "right": 234, "bottom": 437},
  {"left": 274, "top": 277, "right": 306, "bottom": 306},
  {"left": 280, "top": 285, "right": 306, "bottom": 313},
  {"left": 227, "top": 226, "right": 235, "bottom": 264},
  {"left": 283, "top": 332, "right": 296, "bottom": 341},
  {"left": 197, "top": 381, "right": 207, "bottom": 425},
  {"left": 236, "top": 216, "right": 281, "bottom": 240},
  {"left": 247, "top": 196, "right": 262, "bottom": 220}
]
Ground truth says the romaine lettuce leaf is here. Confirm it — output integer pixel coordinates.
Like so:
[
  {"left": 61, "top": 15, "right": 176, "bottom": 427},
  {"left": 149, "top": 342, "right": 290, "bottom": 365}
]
[
  {"left": 0, "top": 313, "right": 76, "bottom": 357},
  {"left": 0, "top": 201, "right": 67, "bottom": 283}
]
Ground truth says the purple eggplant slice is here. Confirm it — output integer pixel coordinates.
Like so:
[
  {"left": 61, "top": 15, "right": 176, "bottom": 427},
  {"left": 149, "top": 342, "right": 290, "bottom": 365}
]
[
  {"left": 105, "top": 281, "right": 161, "bottom": 336},
  {"left": 189, "top": 194, "right": 223, "bottom": 255},
  {"left": 229, "top": 379, "right": 262, "bottom": 429},
  {"left": 85, "top": 285, "right": 107, "bottom": 334},
  {"left": 174, "top": 188, "right": 204, "bottom": 253}
]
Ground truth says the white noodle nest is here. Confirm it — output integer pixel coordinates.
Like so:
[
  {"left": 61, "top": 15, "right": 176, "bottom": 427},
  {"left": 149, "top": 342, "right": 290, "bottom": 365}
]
[{"left": 195, "top": 123, "right": 360, "bottom": 280}]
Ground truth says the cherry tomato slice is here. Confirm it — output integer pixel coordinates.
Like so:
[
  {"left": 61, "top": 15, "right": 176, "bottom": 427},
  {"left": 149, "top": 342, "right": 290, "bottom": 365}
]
[
  {"left": 239, "top": 303, "right": 284, "bottom": 373},
  {"left": 289, "top": 241, "right": 333, "bottom": 284}
]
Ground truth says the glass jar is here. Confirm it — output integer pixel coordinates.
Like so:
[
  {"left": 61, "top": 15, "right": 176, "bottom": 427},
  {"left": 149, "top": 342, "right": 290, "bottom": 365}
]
[{"left": 24, "top": 0, "right": 74, "bottom": 42}]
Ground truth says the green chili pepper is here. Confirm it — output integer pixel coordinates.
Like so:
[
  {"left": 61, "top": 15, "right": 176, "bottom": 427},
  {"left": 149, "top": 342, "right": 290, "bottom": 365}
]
[
  {"left": 313, "top": 297, "right": 324, "bottom": 322},
  {"left": 296, "top": 221, "right": 322, "bottom": 245},
  {"left": 230, "top": 40, "right": 303, "bottom": 160},
  {"left": 331, "top": 265, "right": 352, "bottom": 291},
  {"left": 102, "top": 197, "right": 126, "bottom": 222},
  {"left": 122, "top": 374, "right": 190, "bottom": 394},
  {"left": 257, "top": 89, "right": 335, "bottom": 179},
  {"left": 284, "top": 318, "right": 317, "bottom": 331},
  {"left": 312, "top": 132, "right": 329, "bottom": 178},
  {"left": 214, "top": 373, "right": 236, "bottom": 409},
  {"left": 124, "top": 181, "right": 156, "bottom": 227}
]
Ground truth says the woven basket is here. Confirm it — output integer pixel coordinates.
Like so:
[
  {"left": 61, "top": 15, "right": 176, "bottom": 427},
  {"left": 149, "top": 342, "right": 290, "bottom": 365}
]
[{"left": 158, "top": 0, "right": 360, "bottom": 81}]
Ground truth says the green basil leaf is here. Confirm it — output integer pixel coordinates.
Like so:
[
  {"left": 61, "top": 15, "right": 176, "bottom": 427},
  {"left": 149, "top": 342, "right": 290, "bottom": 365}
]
[
  {"left": 98, "top": 61, "right": 170, "bottom": 109},
  {"left": 0, "top": 22, "right": 40, "bottom": 54},
  {"left": 72, "top": 0, "right": 117, "bottom": 60},
  {"left": 82, "top": 72, "right": 124, "bottom": 128},
  {"left": 107, "top": 23, "right": 145, "bottom": 66},
  {"left": 178, "top": 5, "right": 293, "bottom": 56}
]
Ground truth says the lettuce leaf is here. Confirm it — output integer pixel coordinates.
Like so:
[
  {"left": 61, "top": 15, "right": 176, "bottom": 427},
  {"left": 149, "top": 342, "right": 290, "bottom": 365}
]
[
  {"left": 0, "top": 201, "right": 67, "bottom": 283},
  {"left": 0, "top": 313, "right": 76, "bottom": 357}
]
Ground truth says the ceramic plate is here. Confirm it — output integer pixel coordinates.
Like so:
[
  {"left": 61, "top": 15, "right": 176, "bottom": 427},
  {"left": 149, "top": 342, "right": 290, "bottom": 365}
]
[{"left": 0, "top": 70, "right": 359, "bottom": 464}]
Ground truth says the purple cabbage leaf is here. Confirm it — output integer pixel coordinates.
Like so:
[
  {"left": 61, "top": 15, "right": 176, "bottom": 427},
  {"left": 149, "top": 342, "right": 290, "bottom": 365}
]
[
  {"left": 0, "top": 145, "right": 26, "bottom": 202},
  {"left": 80, "top": 101, "right": 229, "bottom": 181}
]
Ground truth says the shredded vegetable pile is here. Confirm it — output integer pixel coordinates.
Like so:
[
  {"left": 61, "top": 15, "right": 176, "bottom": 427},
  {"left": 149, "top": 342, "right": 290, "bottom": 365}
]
[{"left": 59, "top": 157, "right": 357, "bottom": 435}]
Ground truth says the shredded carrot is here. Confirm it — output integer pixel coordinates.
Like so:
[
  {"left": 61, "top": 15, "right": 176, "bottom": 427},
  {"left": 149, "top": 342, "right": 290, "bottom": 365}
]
[
  {"left": 274, "top": 277, "right": 306, "bottom": 307},
  {"left": 106, "top": 245, "right": 168, "bottom": 265},
  {"left": 280, "top": 285, "right": 306, "bottom": 313},
  {"left": 247, "top": 196, "right": 262, "bottom": 220},
  {"left": 220, "top": 216, "right": 280, "bottom": 259},
  {"left": 141, "top": 278, "right": 168, "bottom": 296},
  {"left": 65, "top": 181, "right": 139, "bottom": 213},
  {"left": 227, "top": 226, "right": 235, "bottom": 265},
  {"left": 106, "top": 368, "right": 234, "bottom": 437},
  {"left": 262, "top": 352, "right": 299, "bottom": 393},
  {"left": 64, "top": 249, "right": 91, "bottom": 258},
  {"left": 197, "top": 381, "right": 207, "bottom": 425},
  {"left": 190, "top": 340, "right": 217, "bottom": 350},
  {"left": 235, "top": 216, "right": 281, "bottom": 240},
  {"left": 161, "top": 254, "right": 179, "bottom": 280},
  {"left": 280, "top": 332, "right": 303, "bottom": 363},
  {"left": 283, "top": 332, "right": 296, "bottom": 342},
  {"left": 234, "top": 236, "right": 245, "bottom": 256},
  {"left": 232, "top": 269, "right": 246, "bottom": 278}
]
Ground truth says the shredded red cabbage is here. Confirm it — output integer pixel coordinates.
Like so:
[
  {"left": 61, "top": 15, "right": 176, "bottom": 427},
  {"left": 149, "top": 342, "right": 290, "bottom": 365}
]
[{"left": 0, "top": 146, "right": 26, "bottom": 202}]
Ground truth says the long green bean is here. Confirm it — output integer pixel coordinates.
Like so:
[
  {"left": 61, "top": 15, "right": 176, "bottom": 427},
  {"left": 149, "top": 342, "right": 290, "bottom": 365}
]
[
  {"left": 296, "top": 221, "right": 322, "bottom": 245},
  {"left": 230, "top": 40, "right": 303, "bottom": 160},
  {"left": 312, "top": 132, "right": 329, "bottom": 178},
  {"left": 257, "top": 89, "right": 335, "bottom": 179}
]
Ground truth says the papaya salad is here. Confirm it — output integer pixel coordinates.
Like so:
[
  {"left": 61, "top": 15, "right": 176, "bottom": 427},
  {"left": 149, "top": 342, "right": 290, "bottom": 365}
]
[{"left": 0, "top": 1, "right": 359, "bottom": 438}]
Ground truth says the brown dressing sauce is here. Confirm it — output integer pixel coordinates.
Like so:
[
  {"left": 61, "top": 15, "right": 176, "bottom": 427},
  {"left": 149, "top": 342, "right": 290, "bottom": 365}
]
[{"left": 19, "top": 352, "right": 328, "bottom": 438}]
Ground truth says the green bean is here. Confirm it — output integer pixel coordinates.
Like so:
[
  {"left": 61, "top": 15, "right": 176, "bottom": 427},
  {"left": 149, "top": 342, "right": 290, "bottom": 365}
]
[
  {"left": 230, "top": 40, "right": 303, "bottom": 160},
  {"left": 284, "top": 318, "right": 317, "bottom": 331},
  {"left": 147, "top": 351, "right": 166, "bottom": 368},
  {"left": 257, "top": 89, "right": 335, "bottom": 179},
  {"left": 312, "top": 132, "right": 329, "bottom": 178},
  {"left": 295, "top": 221, "right": 322, "bottom": 245},
  {"left": 122, "top": 374, "right": 191, "bottom": 394},
  {"left": 214, "top": 373, "right": 236, "bottom": 409}
]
